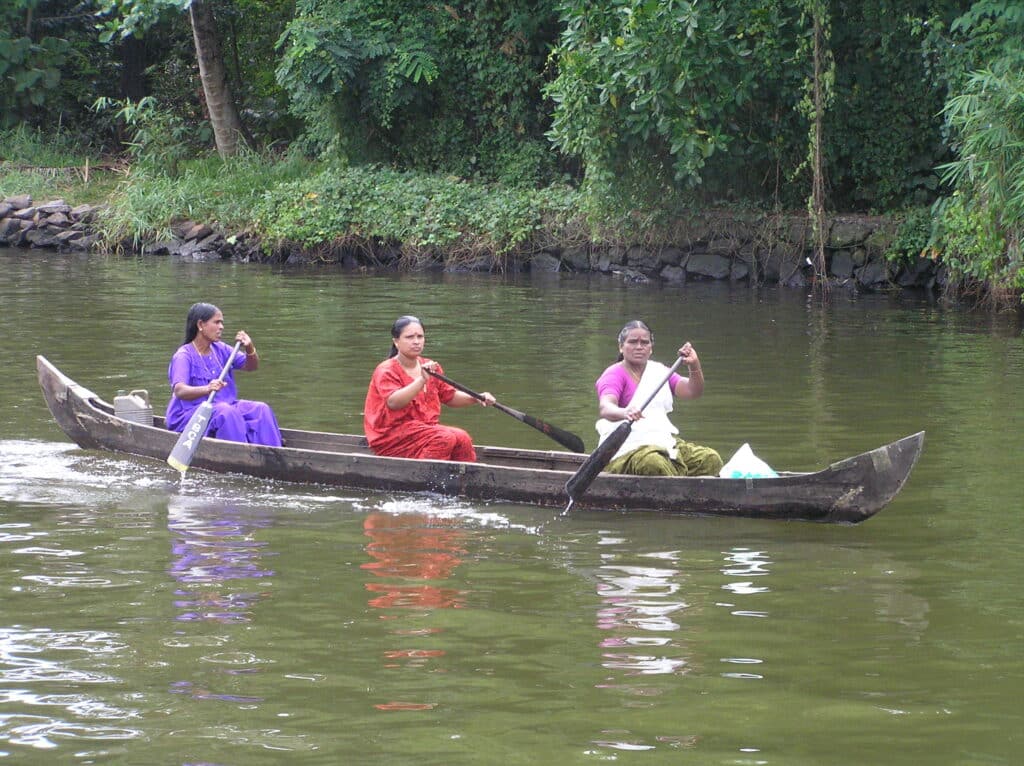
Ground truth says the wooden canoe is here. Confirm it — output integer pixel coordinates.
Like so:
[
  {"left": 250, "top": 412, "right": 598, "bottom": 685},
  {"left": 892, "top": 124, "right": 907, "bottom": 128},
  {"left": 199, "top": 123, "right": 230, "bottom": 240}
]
[{"left": 36, "top": 355, "right": 924, "bottom": 523}]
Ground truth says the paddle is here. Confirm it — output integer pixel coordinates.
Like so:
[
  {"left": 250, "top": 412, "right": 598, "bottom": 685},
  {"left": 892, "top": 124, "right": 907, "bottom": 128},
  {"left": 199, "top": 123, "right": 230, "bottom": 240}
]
[
  {"left": 426, "top": 368, "right": 585, "bottom": 453},
  {"left": 563, "top": 355, "right": 685, "bottom": 511},
  {"left": 167, "top": 341, "right": 242, "bottom": 474}
]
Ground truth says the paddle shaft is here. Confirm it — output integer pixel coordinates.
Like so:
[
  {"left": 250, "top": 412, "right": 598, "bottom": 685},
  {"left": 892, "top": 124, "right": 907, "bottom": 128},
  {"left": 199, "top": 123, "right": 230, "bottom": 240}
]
[
  {"left": 425, "top": 368, "right": 585, "bottom": 453},
  {"left": 167, "top": 341, "right": 243, "bottom": 473},
  {"left": 563, "top": 355, "right": 686, "bottom": 509}
]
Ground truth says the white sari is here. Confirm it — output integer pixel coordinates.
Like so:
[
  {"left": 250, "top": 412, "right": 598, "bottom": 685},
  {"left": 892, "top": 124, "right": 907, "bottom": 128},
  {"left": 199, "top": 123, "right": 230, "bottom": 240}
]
[{"left": 595, "top": 361, "right": 679, "bottom": 461}]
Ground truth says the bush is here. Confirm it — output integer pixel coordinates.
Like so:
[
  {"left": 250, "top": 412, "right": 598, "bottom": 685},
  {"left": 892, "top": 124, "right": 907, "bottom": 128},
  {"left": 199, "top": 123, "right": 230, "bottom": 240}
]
[{"left": 254, "top": 165, "right": 581, "bottom": 264}]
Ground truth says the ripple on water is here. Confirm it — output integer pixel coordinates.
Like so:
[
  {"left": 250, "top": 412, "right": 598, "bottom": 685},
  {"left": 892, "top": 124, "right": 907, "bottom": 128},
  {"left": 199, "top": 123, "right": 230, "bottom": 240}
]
[
  {"left": 0, "top": 628, "right": 139, "bottom": 751},
  {"left": 0, "top": 715, "right": 143, "bottom": 750}
]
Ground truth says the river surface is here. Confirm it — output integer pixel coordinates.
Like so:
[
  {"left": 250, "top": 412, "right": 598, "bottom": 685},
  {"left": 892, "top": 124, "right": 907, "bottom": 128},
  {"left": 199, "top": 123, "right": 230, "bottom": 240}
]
[{"left": 1, "top": 247, "right": 1022, "bottom": 764}]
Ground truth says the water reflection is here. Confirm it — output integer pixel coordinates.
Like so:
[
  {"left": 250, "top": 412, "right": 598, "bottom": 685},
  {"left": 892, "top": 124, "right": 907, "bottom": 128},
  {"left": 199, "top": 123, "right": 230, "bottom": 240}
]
[
  {"left": 588, "top": 536, "right": 698, "bottom": 753},
  {"left": 362, "top": 512, "right": 466, "bottom": 610},
  {"left": 361, "top": 511, "right": 466, "bottom": 711},
  {"left": 587, "top": 541, "right": 782, "bottom": 754},
  {"left": 0, "top": 628, "right": 141, "bottom": 750},
  {"left": 591, "top": 536, "right": 693, "bottom": 692},
  {"left": 166, "top": 497, "right": 276, "bottom": 624},
  {"left": 163, "top": 496, "right": 278, "bottom": 710}
]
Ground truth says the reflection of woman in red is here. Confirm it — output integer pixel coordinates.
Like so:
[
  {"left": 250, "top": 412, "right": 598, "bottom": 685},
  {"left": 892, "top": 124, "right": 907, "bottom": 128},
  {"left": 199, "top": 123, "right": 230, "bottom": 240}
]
[
  {"left": 362, "top": 512, "right": 467, "bottom": 712},
  {"left": 361, "top": 512, "right": 466, "bottom": 609}
]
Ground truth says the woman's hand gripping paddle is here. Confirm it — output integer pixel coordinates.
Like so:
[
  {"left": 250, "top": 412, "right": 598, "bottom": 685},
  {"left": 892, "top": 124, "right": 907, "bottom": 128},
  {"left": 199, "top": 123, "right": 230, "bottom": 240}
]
[
  {"left": 562, "top": 355, "right": 685, "bottom": 512},
  {"left": 167, "top": 341, "right": 242, "bottom": 474},
  {"left": 426, "top": 368, "right": 585, "bottom": 453}
]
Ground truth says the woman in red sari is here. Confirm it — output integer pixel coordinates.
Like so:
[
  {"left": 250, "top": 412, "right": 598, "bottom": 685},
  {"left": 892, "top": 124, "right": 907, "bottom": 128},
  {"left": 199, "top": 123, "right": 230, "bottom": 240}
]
[{"left": 363, "top": 316, "right": 495, "bottom": 461}]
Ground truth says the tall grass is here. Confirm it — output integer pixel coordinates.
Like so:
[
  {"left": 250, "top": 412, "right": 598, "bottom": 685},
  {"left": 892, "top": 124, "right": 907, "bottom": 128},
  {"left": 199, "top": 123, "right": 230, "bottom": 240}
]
[
  {"left": 0, "top": 126, "right": 120, "bottom": 204},
  {"left": 96, "top": 149, "right": 315, "bottom": 247}
]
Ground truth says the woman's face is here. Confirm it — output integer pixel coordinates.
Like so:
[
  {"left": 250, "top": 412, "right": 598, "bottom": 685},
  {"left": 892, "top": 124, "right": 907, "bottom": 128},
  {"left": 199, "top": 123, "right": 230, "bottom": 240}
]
[
  {"left": 197, "top": 310, "right": 224, "bottom": 342},
  {"left": 394, "top": 322, "right": 425, "bottom": 359},
  {"left": 619, "top": 327, "right": 653, "bottom": 365}
]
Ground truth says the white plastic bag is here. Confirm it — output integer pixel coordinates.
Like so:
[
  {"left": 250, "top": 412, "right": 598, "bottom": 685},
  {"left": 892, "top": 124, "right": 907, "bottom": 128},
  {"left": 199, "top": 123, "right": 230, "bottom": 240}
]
[{"left": 719, "top": 443, "right": 778, "bottom": 478}]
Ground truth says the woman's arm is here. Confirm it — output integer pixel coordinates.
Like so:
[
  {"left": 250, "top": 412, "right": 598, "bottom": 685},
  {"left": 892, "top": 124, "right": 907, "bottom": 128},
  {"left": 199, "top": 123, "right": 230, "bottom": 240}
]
[
  {"left": 447, "top": 390, "right": 494, "bottom": 408},
  {"left": 599, "top": 392, "right": 640, "bottom": 422},
  {"left": 673, "top": 342, "right": 704, "bottom": 400},
  {"left": 386, "top": 374, "right": 428, "bottom": 410},
  {"left": 172, "top": 379, "right": 226, "bottom": 401},
  {"left": 236, "top": 330, "right": 259, "bottom": 371}
]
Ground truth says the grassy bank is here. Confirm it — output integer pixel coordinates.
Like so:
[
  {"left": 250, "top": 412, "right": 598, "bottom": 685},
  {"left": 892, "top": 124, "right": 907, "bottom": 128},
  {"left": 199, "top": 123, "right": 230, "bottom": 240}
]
[
  {"left": 3, "top": 129, "right": 1021, "bottom": 308},
  {"left": 2, "top": 128, "right": 589, "bottom": 262}
]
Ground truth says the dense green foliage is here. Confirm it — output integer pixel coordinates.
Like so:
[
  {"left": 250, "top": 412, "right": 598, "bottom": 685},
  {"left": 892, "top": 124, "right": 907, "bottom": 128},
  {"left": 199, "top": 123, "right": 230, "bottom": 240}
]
[
  {"left": 5, "top": 0, "right": 1024, "bottom": 302},
  {"left": 921, "top": 2, "right": 1024, "bottom": 298},
  {"left": 545, "top": 0, "right": 796, "bottom": 212},
  {"left": 254, "top": 165, "right": 581, "bottom": 263},
  {"left": 933, "top": 67, "right": 1024, "bottom": 295},
  {"left": 276, "top": 0, "right": 561, "bottom": 185},
  {"left": 545, "top": 0, "right": 955, "bottom": 213},
  {"left": 2, "top": 0, "right": 114, "bottom": 137}
]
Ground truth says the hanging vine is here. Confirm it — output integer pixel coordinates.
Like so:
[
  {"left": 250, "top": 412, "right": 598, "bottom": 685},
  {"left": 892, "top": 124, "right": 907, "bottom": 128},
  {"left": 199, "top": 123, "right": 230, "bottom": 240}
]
[{"left": 799, "top": 0, "right": 834, "bottom": 292}]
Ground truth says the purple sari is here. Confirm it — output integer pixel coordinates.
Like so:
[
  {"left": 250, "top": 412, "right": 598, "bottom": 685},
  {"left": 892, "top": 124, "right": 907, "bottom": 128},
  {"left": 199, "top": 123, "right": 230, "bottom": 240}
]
[{"left": 166, "top": 341, "right": 282, "bottom": 447}]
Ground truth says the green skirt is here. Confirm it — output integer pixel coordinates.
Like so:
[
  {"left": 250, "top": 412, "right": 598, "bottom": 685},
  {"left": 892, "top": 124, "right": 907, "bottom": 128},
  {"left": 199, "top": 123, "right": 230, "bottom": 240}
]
[{"left": 605, "top": 438, "right": 723, "bottom": 477}]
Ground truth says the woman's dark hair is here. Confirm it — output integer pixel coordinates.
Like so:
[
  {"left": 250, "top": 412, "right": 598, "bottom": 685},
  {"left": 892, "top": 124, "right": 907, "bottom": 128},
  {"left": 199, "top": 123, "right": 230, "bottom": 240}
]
[
  {"left": 615, "top": 320, "right": 653, "bottom": 362},
  {"left": 387, "top": 315, "right": 422, "bottom": 358},
  {"left": 184, "top": 302, "right": 219, "bottom": 345}
]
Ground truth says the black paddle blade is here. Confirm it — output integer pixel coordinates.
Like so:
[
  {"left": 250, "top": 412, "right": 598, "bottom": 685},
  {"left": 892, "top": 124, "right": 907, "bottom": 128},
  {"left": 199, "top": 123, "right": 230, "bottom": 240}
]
[
  {"left": 564, "top": 421, "right": 632, "bottom": 502},
  {"left": 167, "top": 400, "right": 213, "bottom": 473},
  {"left": 518, "top": 412, "right": 586, "bottom": 453}
]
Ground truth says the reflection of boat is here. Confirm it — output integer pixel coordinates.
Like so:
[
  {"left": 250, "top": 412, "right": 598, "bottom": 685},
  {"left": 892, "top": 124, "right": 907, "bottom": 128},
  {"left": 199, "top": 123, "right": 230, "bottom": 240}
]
[{"left": 37, "top": 355, "right": 924, "bottom": 524}]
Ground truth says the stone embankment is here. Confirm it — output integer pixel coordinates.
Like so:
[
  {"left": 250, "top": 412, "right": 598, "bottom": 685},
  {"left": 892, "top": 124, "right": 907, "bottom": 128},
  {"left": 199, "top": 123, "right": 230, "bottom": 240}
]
[{"left": 1, "top": 194, "right": 940, "bottom": 292}]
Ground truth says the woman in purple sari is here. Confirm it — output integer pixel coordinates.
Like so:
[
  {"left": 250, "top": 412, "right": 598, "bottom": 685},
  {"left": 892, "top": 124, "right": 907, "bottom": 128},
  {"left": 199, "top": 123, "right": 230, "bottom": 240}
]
[{"left": 165, "top": 302, "right": 282, "bottom": 447}]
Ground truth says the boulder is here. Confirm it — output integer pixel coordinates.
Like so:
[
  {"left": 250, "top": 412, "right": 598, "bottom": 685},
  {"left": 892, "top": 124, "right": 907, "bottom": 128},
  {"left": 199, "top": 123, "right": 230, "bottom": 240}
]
[
  {"left": 590, "top": 249, "right": 613, "bottom": 272},
  {"left": 897, "top": 256, "right": 937, "bottom": 288},
  {"left": 24, "top": 229, "right": 59, "bottom": 247},
  {"left": 70, "top": 204, "right": 97, "bottom": 221},
  {"left": 829, "top": 220, "right": 872, "bottom": 248},
  {"left": 830, "top": 250, "right": 855, "bottom": 279},
  {"left": 660, "top": 264, "right": 686, "bottom": 283},
  {"left": 36, "top": 199, "right": 71, "bottom": 215},
  {"left": 854, "top": 258, "right": 890, "bottom": 289},
  {"left": 4, "top": 194, "right": 31, "bottom": 209},
  {"left": 626, "top": 244, "right": 660, "bottom": 270},
  {"left": 530, "top": 252, "right": 562, "bottom": 272},
  {"left": 561, "top": 245, "right": 590, "bottom": 271},
  {"left": 686, "top": 253, "right": 731, "bottom": 279}
]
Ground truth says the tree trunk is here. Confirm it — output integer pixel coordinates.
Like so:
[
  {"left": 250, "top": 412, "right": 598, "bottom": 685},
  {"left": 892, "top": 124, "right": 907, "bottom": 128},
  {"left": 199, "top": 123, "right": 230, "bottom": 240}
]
[{"left": 188, "top": 0, "right": 244, "bottom": 157}]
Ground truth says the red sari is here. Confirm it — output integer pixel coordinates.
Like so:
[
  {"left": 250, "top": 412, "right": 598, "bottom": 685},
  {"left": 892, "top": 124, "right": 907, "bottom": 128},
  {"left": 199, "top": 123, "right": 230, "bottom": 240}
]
[{"left": 363, "top": 357, "right": 477, "bottom": 462}]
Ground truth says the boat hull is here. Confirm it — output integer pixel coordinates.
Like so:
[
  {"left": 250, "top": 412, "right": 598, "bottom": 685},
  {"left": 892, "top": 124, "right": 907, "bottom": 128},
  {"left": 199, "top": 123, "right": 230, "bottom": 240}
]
[{"left": 36, "top": 355, "right": 924, "bottom": 523}]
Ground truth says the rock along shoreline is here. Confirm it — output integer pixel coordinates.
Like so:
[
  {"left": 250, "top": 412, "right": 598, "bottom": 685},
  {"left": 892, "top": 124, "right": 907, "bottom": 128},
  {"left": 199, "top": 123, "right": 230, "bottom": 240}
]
[{"left": 1, "top": 193, "right": 943, "bottom": 293}]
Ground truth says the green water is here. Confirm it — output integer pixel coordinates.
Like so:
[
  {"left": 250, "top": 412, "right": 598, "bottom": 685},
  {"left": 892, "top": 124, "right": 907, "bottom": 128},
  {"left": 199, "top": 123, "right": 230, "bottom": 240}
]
[{"left": 1, "top": 248, "right": 1022, "bottom": 764}]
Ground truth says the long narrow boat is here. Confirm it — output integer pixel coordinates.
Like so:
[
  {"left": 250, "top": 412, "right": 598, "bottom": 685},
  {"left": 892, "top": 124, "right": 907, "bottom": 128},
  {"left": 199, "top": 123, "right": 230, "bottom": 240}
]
[{"left": 37, "top": 355, "right": 923, "bottom": 524}]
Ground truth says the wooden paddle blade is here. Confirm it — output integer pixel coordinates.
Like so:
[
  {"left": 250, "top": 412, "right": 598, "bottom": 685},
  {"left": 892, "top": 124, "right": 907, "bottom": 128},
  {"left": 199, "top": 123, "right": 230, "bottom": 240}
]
[
  {"left": 564, "top": 421, "right": 632, "bottom": 501},
  {"left": 167, "top": 400, "right": 214, "bottom": 473},
  {"left": 518, "top": 412, "right": 586, "bottom": 453}
]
